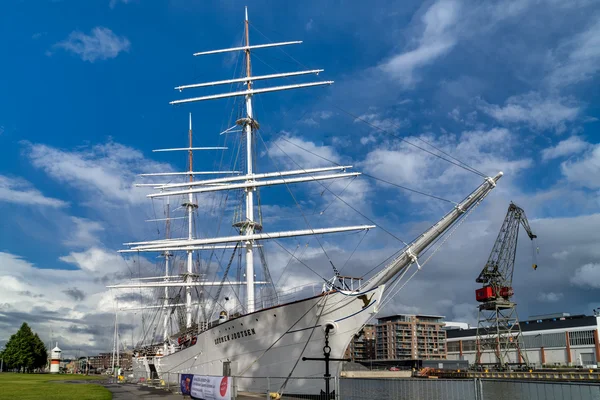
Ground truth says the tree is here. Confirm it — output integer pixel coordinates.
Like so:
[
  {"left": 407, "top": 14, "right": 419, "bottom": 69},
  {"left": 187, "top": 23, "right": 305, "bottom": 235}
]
[
  {"left": 0, "top": 323, "right": 48, "bottom": 372},
  {"left": 33, "top": 333, "right": 48, "bottom": 369}
]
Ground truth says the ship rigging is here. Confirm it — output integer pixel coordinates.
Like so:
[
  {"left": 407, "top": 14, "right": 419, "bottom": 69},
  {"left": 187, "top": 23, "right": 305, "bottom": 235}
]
[{"left": 108, "top": 7, "right": 503, "bottom": 396}]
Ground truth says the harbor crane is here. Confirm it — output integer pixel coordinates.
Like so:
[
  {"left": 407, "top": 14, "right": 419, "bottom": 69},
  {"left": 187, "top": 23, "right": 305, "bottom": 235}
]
[{"left": 475, "top": 202, "right": 538, "bottom": 369}]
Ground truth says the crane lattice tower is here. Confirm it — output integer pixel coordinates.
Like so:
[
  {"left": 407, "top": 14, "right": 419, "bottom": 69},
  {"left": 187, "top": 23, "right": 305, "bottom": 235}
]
[{"left": 475, "top": 202, "right": 538, "bottom": 369}]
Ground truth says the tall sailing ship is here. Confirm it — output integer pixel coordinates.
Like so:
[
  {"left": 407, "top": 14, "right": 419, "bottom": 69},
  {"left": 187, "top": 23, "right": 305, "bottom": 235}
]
[{"left": 110, "top": 8, "right": 503, "bottom": 396}]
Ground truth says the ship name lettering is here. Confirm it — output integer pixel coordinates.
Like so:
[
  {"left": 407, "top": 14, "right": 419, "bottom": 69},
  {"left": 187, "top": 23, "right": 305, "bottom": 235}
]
[{"left": 214, "top": 328, "right": 257, "bottom": 345}]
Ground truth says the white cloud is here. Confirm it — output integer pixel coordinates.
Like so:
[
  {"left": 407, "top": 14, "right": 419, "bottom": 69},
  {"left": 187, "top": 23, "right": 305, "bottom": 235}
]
[
  {"left": 59, "top": 247, "right": 127, "bottom": 274},
  {"left": 0, "top": 251, "right": 140, "bottom": 356},
  {"left": 360, "top": 135, "right": 377, "bottom": 145},
  {"left": 305, "top": 19, "right": 314, "bottom": 31},
  {"left": 541, "top": 136, "right": 589, "bottom": 160},
  {"left": 361, "top": 127, "right": 531, "bottom": 199},
  {"left": 560, "top": 144, "right": 600, "bottom": 189},
  {"left": 478, "top": 92, "right": 580, "bottom": 133},
  {"left": 267, "top": 133, "right": 341, "bottom": 168},
  {"left": 354, "top": 112, "right": 407, "bottom": 133},
  {"left": 63, "top": 217, "right": 105, "bottom": 248},
  {"left": 571, "top": 263, "right": 600, "bottom": 288},
  {"left": 552, "top": 250, "right": 569, "bottom": 260},
  {"left": 537, "top": 292, "right": 564, "bottom": 302},
  {"left": 379, "top": 0, "right": 461, "bottom": 86},
  {"left": 26, "top": 141, "right": 170, "bottom": 205},
  {"left": 448, "top": 108, "right": 461, "bottom": 122},
  {"left": 547, "top": 19, "right": 600, "bottom": 88},
  {"left": 55, "top": 27, "right": 130, "bottom": 62},
  {"left": 0, "top": 175, "right": 67, "bottom": 208},
  {"left": 300, "top": 111, "right": 333, "bottom": 126},
  {"left": 264, "top": 133, "right": 372, "bottom": 221},
  {"left": 110, "top": 0, "right": 134, "bottom": 8}
]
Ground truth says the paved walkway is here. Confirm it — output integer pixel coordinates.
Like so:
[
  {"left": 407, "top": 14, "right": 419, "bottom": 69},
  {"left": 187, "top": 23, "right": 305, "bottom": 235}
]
[
  {"left": 104, "top": 383, "right": 184, "bottom": 399},
  {"left": 104, "top": 383, "right": 265, "bottom": 399}
]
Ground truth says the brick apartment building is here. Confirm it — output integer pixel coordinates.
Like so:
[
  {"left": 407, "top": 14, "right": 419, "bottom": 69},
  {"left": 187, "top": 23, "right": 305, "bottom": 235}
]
[
  {"left": 375, "top": 314, "right": 447, "bottom": 360},
  {"left": 344, "top": 324, "right": 376, "bottom": 361},
  {"left": 88, "top": 351, "right": 132, "bottom": 371}
]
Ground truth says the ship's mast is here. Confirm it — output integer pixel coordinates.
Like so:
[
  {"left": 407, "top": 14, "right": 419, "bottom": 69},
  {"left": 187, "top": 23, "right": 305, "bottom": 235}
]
[
  {"left": 117, "top": 8, "right": 376, "bottom": 314},
  {"left": 163, "top": 195, "right": 171, "bottom": 349},
  {"left": 186, "top": 113, "right": 196, "bottom": 328},
  {"left": 243, "top": 6, "right": 256, "bottom": 313}
]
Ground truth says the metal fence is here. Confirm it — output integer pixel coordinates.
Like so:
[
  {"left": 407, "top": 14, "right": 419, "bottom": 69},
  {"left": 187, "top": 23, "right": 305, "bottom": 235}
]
[
  {"left": 481, "top": 379, "right": 600, "bottom": 400},
  {"left": 130, "top": 372, "right": 600, "bottom": 400},
  {"left": 339, "top": 378, "right": 480, "bottom": 400},
  {"left": 339, "top": 378, "right": 600, "bottom": 400},
  {"left": 235, "top": 376, "right": 339, "bottom": 399}
]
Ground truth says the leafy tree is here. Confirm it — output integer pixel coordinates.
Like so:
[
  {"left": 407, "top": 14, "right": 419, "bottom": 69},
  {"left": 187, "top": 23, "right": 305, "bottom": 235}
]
[
  {"left": 0, "top": 323, "right": 48, "bottom": 372},
  {"left": 33, "top": 333, "right": 48, "bottom": 369}
]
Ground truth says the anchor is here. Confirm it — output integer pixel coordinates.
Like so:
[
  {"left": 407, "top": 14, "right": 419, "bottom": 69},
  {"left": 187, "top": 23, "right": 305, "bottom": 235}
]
[{"left": 302, "top": 324, "right": 351, "bottom": 398}]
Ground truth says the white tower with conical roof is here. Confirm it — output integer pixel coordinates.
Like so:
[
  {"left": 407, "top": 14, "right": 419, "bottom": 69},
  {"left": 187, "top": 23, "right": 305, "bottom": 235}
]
[{"left": 50, "top": 343, "right": 61, "bottom": 374}]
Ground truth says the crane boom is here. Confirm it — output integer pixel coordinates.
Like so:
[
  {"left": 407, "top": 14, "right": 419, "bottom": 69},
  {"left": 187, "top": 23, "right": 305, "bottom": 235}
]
[{"left": 476, "top": 202, "right": 537, "bottom": 302}]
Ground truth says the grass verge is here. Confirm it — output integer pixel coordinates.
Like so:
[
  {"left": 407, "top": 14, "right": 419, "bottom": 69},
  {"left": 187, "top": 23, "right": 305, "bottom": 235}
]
[{"left": 0, "top": 373, "right": 111, "bottom": 400}]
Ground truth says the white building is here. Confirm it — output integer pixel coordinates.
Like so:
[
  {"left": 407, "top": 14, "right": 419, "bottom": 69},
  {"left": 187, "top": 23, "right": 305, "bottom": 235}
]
[
  {"left": 446, "top": 314, "right": 600, "bottom": 368},
  {"left": 50, "top": 344, "right": 62, "bottom": 373},
  {"left": 443, "top": 321, "right": 470, "bottom": 330}
]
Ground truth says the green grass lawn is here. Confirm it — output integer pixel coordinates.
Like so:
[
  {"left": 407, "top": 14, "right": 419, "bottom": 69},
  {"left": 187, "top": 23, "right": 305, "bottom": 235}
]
[{"left": 0, "top": 373, "right": 111, "bottom": 400}]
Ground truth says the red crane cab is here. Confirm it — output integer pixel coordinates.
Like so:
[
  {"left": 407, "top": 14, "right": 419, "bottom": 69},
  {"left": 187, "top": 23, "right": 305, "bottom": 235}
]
[
  {"left": 476, "top": 286, "right": 514, "bottom": 302},
  {"left": 476, "top": 286, "right": 494, "bottom": 302}
]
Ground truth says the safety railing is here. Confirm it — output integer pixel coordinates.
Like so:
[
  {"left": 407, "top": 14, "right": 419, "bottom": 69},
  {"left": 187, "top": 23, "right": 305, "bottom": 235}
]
[{"left": 132, "top": 372, "right": 600, "bottom": 399}]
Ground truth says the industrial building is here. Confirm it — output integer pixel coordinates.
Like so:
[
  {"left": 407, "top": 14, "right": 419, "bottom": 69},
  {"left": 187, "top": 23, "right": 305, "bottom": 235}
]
[
  {"left": 375, "top": 314, "right": 447, "bottom": 360},
  {"left": 446, "top": 313, "right": 600, "bottom": 367}
]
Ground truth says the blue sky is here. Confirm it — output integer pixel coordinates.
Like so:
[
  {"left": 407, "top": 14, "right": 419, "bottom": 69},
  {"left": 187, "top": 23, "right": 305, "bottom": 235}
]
[{"left": 1, "top": 0, "right": 600, "bottom": 355}]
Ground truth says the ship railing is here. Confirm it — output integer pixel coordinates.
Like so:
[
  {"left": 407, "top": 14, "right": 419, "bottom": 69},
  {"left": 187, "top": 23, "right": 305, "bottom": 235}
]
[
  {"left": 221, "top": 282, "right": 326, "bottom": 318},
  {"left": 206, "top": 279, "right": 365, "bottom": 323}
]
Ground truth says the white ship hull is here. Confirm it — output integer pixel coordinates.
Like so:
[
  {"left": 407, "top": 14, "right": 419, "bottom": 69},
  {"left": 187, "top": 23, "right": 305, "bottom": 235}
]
[{"left": 133, "top": 286, "right": 384, "bottom": 395}]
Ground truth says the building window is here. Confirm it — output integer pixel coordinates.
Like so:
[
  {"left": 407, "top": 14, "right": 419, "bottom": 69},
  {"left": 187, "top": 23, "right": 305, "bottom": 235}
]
[
  {"left": 447, "top": 342, "right": 460, "bottom": 352},
  {"left": 569, "top": 330, "right": 595, "bottom": 346},
  {"left": 462, "top": 340, "right": 476, "bottom": 352}
]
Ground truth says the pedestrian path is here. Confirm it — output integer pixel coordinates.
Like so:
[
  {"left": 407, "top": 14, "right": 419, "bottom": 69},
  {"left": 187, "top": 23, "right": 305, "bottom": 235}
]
[
  {"left": 104, "top": 383, "right": 267, "bottom": 399},
  {"left": 104, "top": 383, "right": 183, "bottom": 399}
]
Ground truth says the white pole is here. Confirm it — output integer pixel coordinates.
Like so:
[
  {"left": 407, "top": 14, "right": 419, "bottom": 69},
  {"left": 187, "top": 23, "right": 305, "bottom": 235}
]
[
  {"left": 163, "top": 194, "right": 170, "bottom": 351},
  {"left": 116, "top": 308, "right": 120, "bottom": 375},
  {"left": 244, "top": 6, "right": 255, "bottom": 314},
  {"left": 111, "top": 313, "right": 116, "bottom": 375},
  {"left": 186, "top": 112, "right": 194, "bottom": 328}
]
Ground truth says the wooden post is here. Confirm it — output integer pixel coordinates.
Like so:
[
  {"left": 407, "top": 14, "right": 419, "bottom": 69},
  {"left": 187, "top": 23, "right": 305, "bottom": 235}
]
[
  {"left": 565, "top": 331, "right": 572, "bottom": 365},
  {"left": 594, "top": 330, "right": 600, "bottom": 363},
  {"left": 540, "top": 346, "right": 546, "bottom": 365},
  {"left": 459, "top": 340, "right": 463, "bottom": 358}
]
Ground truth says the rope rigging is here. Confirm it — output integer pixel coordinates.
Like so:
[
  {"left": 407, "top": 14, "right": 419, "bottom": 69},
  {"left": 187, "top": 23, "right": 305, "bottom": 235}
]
[
  {"left": 125, "top": 16, "right": 500, "bottom": 360},
  {"left": 249, "top": 18, "right": 487, "bottom": 179}
]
